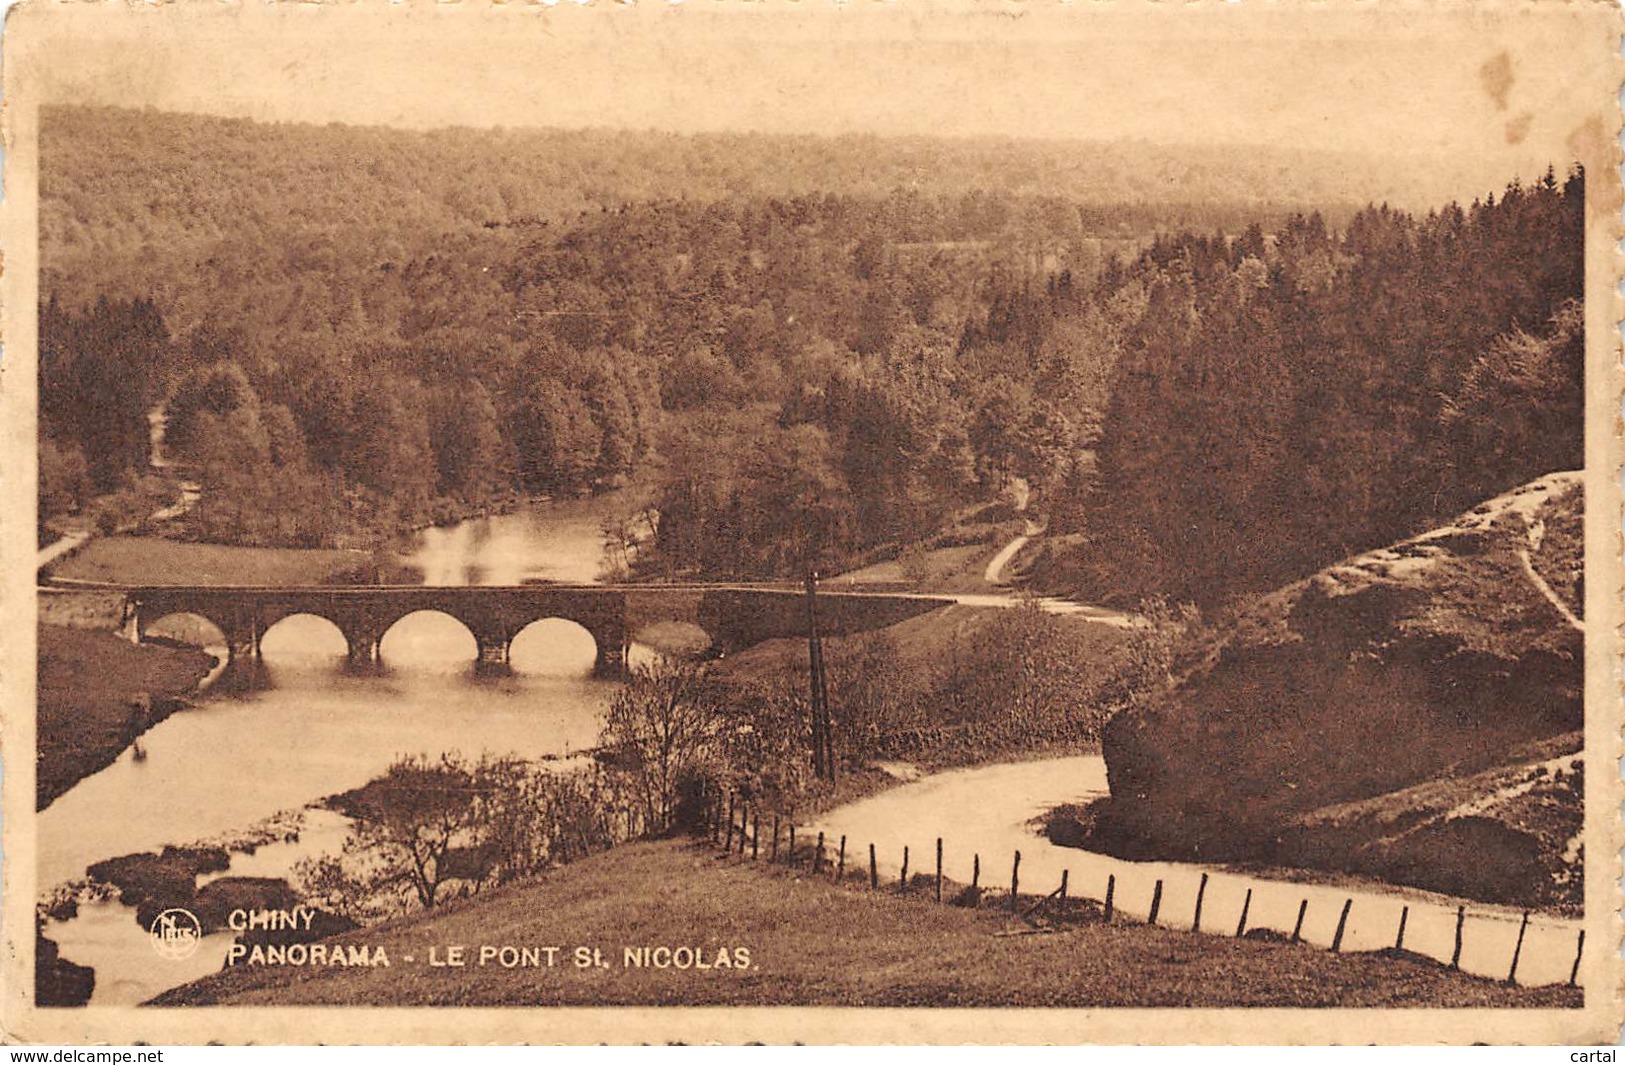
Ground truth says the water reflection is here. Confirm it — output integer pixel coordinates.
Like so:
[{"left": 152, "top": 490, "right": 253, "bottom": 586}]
[{"left": 411, "top": 496, "right": 612, "bottom": 586}]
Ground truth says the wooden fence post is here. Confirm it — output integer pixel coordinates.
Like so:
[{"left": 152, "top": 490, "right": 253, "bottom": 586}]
[
  {"left": 1291, "top": 899, "right": 1308, "bottom": 943},
  {"left": 1104, "top": 874, "right": 1115, "bottom": 922},
  {"left": 738, "top": 808, "right": 748, "bottom": 855},
  {"left": 1148, "top": 879, "right": 1163, "bottom": 926},
  {"left": 1395, "top": 905, "right": 1409, "bottom": 951},
  {"left": 751, "top": 815, "right": 759, "bottom": 860},
  {"left": 972, "top": 854, "right": 981, "bottom": 894},
  {"left": 788, "top": 825, "right": 796, "bottom": 867},
  {"left": 836, "top": 835, "right": 846, "bottom": 881},
  {"left": 1569, "top": 929, "right": 1585, "bottom": 987},
  {"left": 1449, "top": 905, "right": 1465, "bottom": 970},
  {"left": 724, "top": 795, "right": 735, "bottom": 852},
  {"left": 814, "top": 831, "right": 825, "bottom": 874},
  {"left": 771, "top": 816, "right": 780, "bottom": 863},
  {"left": 869, "top": 842, "right": 878, "bottom": 889},
  {"left": 935, "top": 838, "right": 944, "bottom": 903},
  {"left": 1192, "top": 872, "right": 1209, "bottom": 933},
  {"left": 1058, "top": 869, "right": 1069, "bottom": 922},
  {"left": 1330, "top": 899, "right": 1352, "bottom": 953},
  {"left": 901, "top": 845, "right": 910, "bottom": 890},
  {"left": 1010, "top": 851, "right": 1022, "bottom": 914},
  {"left": 1235, "top": 888, "right": 1252, "bottom": 938},
  {"left": 1507, "top": 911, "right": 1530, "bottom": 985}
]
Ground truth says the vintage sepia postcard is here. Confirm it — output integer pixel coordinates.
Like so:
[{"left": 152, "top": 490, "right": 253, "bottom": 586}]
[{"left": 2, "top": 0, "right": 1621, "bottom": 1046}]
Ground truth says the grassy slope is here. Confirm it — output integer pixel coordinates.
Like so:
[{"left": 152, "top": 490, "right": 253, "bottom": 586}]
[
  {"left": 153, "top": 839, "right": 1576, "bottom": 1008},
  {"left": 51, "top": 536, "right": 371, "bottom": 586},
  {"left": 709, "top": 604, "right": 1132, "bottom": 783},
  {"left": 36, "top": 624, "right": 214, "bottom": 809},
  {"left": 717, "top": 604, "right": 1128, "bottom": 692},
  {"left": 834, "top": 544, "right": 996, "bottom": 594}
]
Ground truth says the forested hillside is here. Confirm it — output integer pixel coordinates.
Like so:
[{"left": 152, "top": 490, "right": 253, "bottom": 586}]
[
  {"left": 1061, "top": 170, "right": 1584, "bottom": 603},
  {"left": 38, "top": 105, "right": 1342, "bottom": 560},
  {"left": 39, "top": 105, "right": 1584, "bottom": 604}
]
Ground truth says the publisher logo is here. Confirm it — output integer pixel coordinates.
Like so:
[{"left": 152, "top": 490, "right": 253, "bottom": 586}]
[{"left": 149, "top": 908, "right": 202, "bottom": 960}]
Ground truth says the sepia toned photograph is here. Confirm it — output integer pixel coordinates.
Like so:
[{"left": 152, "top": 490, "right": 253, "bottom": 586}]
[{"left": 3, "top": 0, "right": 1620, "bottom": 1045}]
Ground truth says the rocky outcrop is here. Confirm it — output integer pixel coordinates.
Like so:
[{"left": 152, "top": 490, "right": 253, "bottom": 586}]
[
  {"left": 193, "top": 877, "right": 302, "bottom": 933},
  {"left": 85, "top": 845, "right": 231, "bottom": 929},
  {"left": 1091, "top": 473, "right": 1584, "bottom": 909},
  {"left": 36, "top": 932, "right": 94, "bottom": 1007}
]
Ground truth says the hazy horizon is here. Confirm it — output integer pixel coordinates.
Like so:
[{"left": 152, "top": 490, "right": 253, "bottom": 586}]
[
  {"left": 41, "top": 100, "right": 1581, "bottom": 217},
  {"left": 17, "top": 3, "right": 1612, "bottom": 210}
]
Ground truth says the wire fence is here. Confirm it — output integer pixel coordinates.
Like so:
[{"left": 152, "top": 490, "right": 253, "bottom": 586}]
[{"left": 701, "top": 792, "right": 1585, "bottom": 990}]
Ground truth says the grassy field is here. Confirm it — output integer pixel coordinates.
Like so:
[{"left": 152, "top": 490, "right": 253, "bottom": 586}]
[
  {"left": 36, "top": 624, "right": 215, "bottom": 810},
  {"left": 834, "top": 542, "right": 997, "bottom": 594},
  {"left": 50, "top": 536, "right": 373, "bottom": 587},
  {"left": 152, "top": 839, "right": 1577, "bottom": 1008}
]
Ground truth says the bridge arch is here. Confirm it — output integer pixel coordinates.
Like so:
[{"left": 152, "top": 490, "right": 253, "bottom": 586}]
[
  {"left": 377, "top": 609, "right": 481, "bottom": 671},
  {"left": 259, "top": 613, "right": 349, "bottom": 661},
  {"left": 627, "top": 620, "right": 715, "bottom": 660},
  {"left": 140, "top": 610, "right": 229, "bottom": 652},
  {"left": 509, "top": 617, "right": 599, "bottom": 677}
]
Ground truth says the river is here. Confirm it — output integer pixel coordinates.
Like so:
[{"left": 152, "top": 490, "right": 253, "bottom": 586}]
[
  {"left": 41, "top": 497, "right": 637, "bottom": 1005},
  {"left": 806, "top": 758, "right": 1584, "bottom": 989},
  {"left": 39, "top": 501, "right": 1581, "bottom": 1002}
]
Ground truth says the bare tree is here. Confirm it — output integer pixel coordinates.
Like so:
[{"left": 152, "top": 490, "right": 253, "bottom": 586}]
[{"left": 602, "top": 657, "right": 722, "bottom": 834}]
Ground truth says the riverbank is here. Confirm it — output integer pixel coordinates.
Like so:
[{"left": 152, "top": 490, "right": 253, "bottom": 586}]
[
  {"left": 1089, "top": 474, "right": 1587, "bottom": 914},
  {"left": 151, "top": 837, "right": 1576, "bottom": 1008},
  {"left": 37, "top": 625, "right": 215, "bottom": 810}
]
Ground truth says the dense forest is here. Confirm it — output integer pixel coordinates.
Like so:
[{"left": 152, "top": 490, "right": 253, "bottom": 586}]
[
  {"left": 1056, "top": 170, "right": 1585, "bottom": 602},
  {"left": 38, "top": 106, "right": 1342, "bottom": 557},
  {"left": 38, "top": 105, "right": 1584, "bottom": 604}
]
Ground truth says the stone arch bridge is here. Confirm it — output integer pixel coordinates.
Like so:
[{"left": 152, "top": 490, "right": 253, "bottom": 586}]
[{"left": 123, "top": 584, "right": 953, "bottom": 679}]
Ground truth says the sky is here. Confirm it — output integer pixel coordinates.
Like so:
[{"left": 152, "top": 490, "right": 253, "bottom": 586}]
[{"left": 9, "top": 1, "right": 1618, "bottom": 201}]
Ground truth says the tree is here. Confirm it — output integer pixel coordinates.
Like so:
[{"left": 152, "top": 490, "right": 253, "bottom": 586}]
[
  {"left": 1441, "top": 299, "right": 1584, "bottom": 505},
  {"left": 300, "top": 753, "right": 558, "bottom": 916},
  {"left": 40, "top": 297, "right": 167, "bottom": 491},
  {"left": 38, "top": 436, "right": 90, "bottom": 525},
  {"left": 335, "top": 754, "right": 487, "bottom": 911},
  {"left": 601, "top": 658, "right": 723, "bottom": 835},
  {"left": 429, "top": 380, "right": 510, "bottom": 506},
  {"left": 348, "top": 378, "right": 437, "bottom": 524},
  {"left": 165, "top": 361, "right": 258, "bottom": 459}
]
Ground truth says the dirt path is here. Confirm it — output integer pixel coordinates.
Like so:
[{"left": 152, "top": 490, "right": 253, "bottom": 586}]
[
  {"left": 982, "top": 519, "right": 1042, "bottom": 585},
  {"left": 963, "top": 521, "right": 1139, "bottom": 627},
  {"left": 805, "top": 757, "right": 1584, "bottom": 988},
  {"left": 39, "top": 406, "right": 199, "bottom": 573}
]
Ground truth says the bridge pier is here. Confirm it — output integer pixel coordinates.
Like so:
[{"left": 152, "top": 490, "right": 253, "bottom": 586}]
[
  {"left": 217, "top": 654, "right": 270, "bottom": 692},
  {"left": 228, "top": 629, "right": 260, "bottom": 664},
  {"left": 344, "top": 632, "right": 382, "bottom": 674},
  {"left": 593, "top": 637, "right": 629, "bottom": 680},
  {"left": 475, "top": 633, "right": 512, "bottom": 678}
]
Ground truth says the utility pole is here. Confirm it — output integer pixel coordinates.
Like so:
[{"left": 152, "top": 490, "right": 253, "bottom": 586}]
[{"left": 805, "top": 569, "right": 835, "bottom": 782}]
